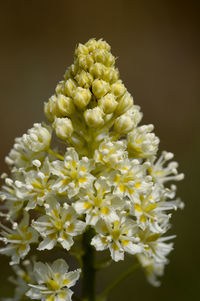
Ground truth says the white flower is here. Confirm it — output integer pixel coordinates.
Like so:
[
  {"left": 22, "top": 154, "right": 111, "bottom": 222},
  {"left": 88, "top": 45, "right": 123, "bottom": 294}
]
[
  {"left": 22, "top": 123, "right": 51, "bottom": 152},
  {"left": 137, "top": 253, "right": 165, "bottom": 287},
  {"left": 128, "top": 184, "right": 175, "bottom": 233},
  {"left": 0, "top": 213, "right": 38, "bottom": 265},
  {"left": 26, "top": 259, "right": 80, "bottom": 301},
  {"left": 32, "top": 199, "right": 85, "bottom": 251},
  {"left": 13, "top": 158, "right": 55, "bottom": 211},
  {"left": 73, "top": 177, "right": 124, "bottom": 225},
  {"left": 148, "top": 151, "right": 184, "bottom": 185},
  {"left": 5, "top": 136, "right": 45, "bottom": 170},
  {"left": 94, "top": 139, "right": 127, "bottom": 169},
  {"left": 91, "top": 216, "right": 143, "bottom": 262},
  {"left": 0, "top": 177, "right": 25, "bottom": 218},
  {"left": 138, "top": 230, "right": 174, "bottom": 264},
  {"left": 112, "top": 159, "right": 152, "bottom": 201},
  {"left": 51, "top": 148, "right": 95, "bottom": 198},
  {"left": 127, "top": 124, "right": 159, "bottom": 158},
  {"left": 136, "top": 231, "right": 175, "bottom": 286},
  {"left": 7, "top": 260, "right": 35, "bottom": 300}
]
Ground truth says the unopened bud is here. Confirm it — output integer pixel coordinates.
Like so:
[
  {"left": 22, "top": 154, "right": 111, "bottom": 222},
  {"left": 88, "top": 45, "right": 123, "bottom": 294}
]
[
  {"left": 55, "top": 81, "right": 64, "bottom": 95},
  {"left": 77, "top": 54, "right": 94, "bottom": 70},
  {"left": 89, "top": 63, "right": 104, "bottom": 78},
  {"left": 92, "top": 79, "right": 110, "bottom": 99},
  {"left": 103, "top": 67, "right": 119, "bottom": 83},
  {"left": 84, "top": 107, "right": 104, "bottom": 128},
  {"left": 73, "top": 87, "right": 92, "bottom": 109},
  {"left": 44, "top": 95, "right": 60, "bottom": 122},
  {"left": 56, "top": 94, "right": 75, "bottom": 116},
  {"left": 85, "top": 39, "right": 98, "bottom": 52},
  {"left": 70, "top": 63, "right": 79, "bottom": 77},
  {"left": 75, "top": 70, "right": 93, "bottom": 88},
  {"left": 114, "top": 114, "right": 134, "bottom": 134},
  {"left": 97, "top": 39, "right": 111, "bottom": 51},
  {"left": 98, "top": 93, "right": 118, "bottom": 114},
  {"left": 116, "top": 92, "right": 134, "bottom": 114},
  {"left": 53, "top": 117, "right": 73, "bottom": 140},
  {"left": 111, "top": 80, "right": 126, "bottom": 97},
  {"left": 64, "top": 79, "right": 77, "bottom": 97},
  {"left": 75, "top": 43, "right": 89, "bottom": 56},
  {"left": 93, "top": 49, "right": 115, "bottom": 67}
]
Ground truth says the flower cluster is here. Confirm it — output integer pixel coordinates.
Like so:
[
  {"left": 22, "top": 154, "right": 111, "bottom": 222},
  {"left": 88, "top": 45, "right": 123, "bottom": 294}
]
[{"left": 0, "top": 38, "right": 184, "bottom": 300}]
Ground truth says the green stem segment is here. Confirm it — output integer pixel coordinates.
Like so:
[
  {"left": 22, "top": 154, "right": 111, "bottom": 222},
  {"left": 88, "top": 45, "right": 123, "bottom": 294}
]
[
  {"left": 97, "top": 262, "right": 140, "bottom": 301},
  {"left": 81, "top": 228, "right": 96, "bottom": 301},
  {"left": 47, "top": 148, "right": 64, "bottom": 160}
]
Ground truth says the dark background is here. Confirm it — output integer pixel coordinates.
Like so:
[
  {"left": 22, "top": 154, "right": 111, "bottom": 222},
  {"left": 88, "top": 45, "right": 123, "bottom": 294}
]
[{"left": 0, "top": 0, "right": 199, "bottom": 300}]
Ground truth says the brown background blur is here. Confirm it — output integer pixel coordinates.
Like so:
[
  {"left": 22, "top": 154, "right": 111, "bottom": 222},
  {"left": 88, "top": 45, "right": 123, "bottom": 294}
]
[{"left": 0, "top": 0, "right": 199, "bottom": 300}]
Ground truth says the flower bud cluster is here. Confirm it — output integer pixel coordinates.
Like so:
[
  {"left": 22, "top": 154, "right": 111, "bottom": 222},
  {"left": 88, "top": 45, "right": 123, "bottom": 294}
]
[
  {"left": 44, "top": 39, "right": 141, "bottom": 154},
  {"left": 0, "top": 38, "right": 184, "bottom": 300}
]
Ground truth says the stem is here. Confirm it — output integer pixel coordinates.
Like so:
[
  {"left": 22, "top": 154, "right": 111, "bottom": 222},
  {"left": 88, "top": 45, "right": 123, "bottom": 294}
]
[
  {"left": 97, "top": 262, "right": 140, "bottom": 301},
  {"left": 81, "top": 228, "right": 96, "bottom": 301},
  {"left": 47, "top": 148, "right": 64, "bottom": 160}
]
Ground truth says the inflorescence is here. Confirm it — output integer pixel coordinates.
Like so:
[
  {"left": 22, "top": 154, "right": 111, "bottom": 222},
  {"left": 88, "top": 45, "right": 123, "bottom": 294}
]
[{"left": 0, "top": 38, "right": 184, "bottom": 300}]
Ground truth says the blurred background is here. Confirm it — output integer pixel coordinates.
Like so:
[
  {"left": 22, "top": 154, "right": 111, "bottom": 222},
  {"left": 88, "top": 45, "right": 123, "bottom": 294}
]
[{"left": 0, "top": 0, "right": 199, "bottom": 300}]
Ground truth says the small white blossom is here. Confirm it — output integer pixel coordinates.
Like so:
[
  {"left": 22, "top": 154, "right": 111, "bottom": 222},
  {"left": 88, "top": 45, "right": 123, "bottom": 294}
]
[
  {"left": 148, "top": 151, "right": 184, "bottom": 185},
  {"left": 94, "top": 139, "right": 127, "bottom": 169},
  {"left": 22, "top": 123, "right": 51, "bottom": 153},
  {"left": 26, "top": 259, "right": 80, "bottom": 301},
  {"left": 5, "top": 136, "right": 45, "bottom": 170},
  {"left": 128, "top": 184, "right": 177, "bottom": 233},
  {"left": 13, "top": 158, "right": 54, "bottom": 211},
  {"left": 91, "top": 216, "right": 143, "bottom": 262},
  {"left": 136, "top": 231, "right": 175, "bottom": 286},
  {"left": 112, "top": 159, "right": 152, "bottom": 202},
  {"left": 0, "top": 178, "right": 24, "bottom": 218},
  {"left": 0, "top": 213, "right": 38, "bottom": 265},
  {"left": 137, "top": 253, "right": 166, "bottom": 287},
  {"left": 138, "top": 230, "right": 174, "bottom": 264},
  {"left": 51, "top": 148, "right": 95, "bottom": 198},
  {"left": 73, "top": 177, "right": 124, "bottom": 225},
  {"left": 7, "top": 260, "right": 35, "bottom": 300},
  {"left": 128, "top": 124, "right": 159, "bottom": 159},
  {"left": 32, "top": 199, "right": 85, "bottom": 250}
]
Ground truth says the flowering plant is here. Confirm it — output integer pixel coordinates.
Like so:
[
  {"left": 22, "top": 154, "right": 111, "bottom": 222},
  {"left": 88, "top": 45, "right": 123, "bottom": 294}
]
[{"left": 0, "top": 38, "right": 184, "bottom": 301}]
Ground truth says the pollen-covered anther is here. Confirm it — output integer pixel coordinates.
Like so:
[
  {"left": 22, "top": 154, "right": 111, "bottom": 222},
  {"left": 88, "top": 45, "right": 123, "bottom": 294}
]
[
  {"left": 98, "top": 93, "right": 118, "bottom": 114},
  {"left": 53, "top": 117, "right": 73, "bottom": 140},
  {"left": 92, "top": 79, "right": 110, "bottom": 99},
  {"left": 84, "top": 107, "right": 104, "bottom": 128},
  {"left": 73, "top": 87, "right": 92, "bottom": 109}
]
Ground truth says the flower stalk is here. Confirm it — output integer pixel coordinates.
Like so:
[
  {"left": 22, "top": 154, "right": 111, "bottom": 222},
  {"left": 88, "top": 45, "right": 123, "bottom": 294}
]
[{"left": 81, "top": 228, "right": 96, "bottom": 301}]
